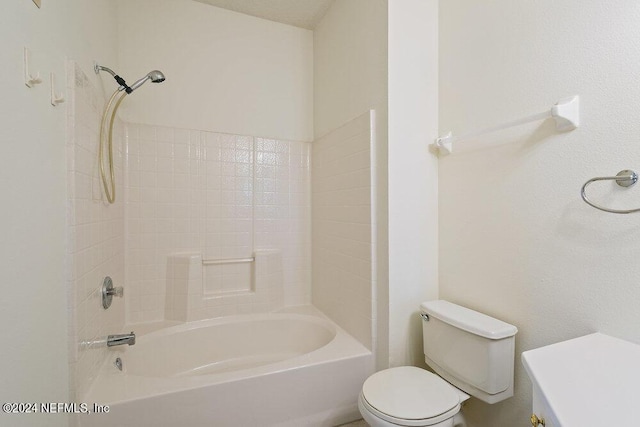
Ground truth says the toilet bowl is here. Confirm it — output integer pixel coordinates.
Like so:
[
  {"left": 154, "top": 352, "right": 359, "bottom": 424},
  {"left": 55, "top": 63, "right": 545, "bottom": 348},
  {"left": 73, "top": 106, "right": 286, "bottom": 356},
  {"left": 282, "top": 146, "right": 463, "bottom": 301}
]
[
  {"left": 358, "top": 366, "right": 468, "bottom": 427},
  {"left": 358, "top": 300, "right": 517, "bottom": 427}
]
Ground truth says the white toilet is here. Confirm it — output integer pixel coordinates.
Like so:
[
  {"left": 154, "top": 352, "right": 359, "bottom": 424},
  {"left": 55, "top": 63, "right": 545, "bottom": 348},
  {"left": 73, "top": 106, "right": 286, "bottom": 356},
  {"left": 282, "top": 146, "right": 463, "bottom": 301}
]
[{"left": 359, "top": 300, "right": 518, "bottom": 427}]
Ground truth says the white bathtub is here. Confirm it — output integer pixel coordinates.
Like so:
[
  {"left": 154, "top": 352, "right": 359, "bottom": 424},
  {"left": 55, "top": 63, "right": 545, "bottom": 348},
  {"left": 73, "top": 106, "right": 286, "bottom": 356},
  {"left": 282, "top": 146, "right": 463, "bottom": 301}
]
[{"left": 81, "top": 308, "right": 373, "bottom": 427}]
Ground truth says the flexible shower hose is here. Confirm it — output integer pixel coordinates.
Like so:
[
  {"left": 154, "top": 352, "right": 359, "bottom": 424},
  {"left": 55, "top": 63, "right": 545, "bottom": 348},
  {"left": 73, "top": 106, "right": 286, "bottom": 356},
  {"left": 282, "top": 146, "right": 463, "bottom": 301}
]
[{"left": 99, "top": 89, "right": 127, "bottom": 204}]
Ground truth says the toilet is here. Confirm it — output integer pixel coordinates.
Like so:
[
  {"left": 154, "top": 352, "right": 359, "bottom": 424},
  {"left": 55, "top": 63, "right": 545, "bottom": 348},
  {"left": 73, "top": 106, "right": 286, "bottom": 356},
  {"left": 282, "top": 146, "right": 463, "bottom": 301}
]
[{"left": 359, "top": 300, "right": 518, "bottom": 427}]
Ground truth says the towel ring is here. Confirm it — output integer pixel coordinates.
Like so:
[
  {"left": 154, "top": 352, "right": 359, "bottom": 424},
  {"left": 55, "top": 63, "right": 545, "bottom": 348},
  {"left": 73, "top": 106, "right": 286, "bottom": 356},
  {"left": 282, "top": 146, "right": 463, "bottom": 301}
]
[{"left": 581, "top": 169, "right": 640, "bottom": 214}]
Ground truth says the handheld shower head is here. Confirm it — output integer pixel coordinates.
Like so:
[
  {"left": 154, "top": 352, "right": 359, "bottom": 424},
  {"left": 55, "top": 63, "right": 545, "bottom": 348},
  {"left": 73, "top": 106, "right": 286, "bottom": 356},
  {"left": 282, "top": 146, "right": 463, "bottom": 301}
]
[
  {"left": 95, "top": 65, "right": 166, "bottom": 204},
  {"left": 129, "top": 70, "right": 166, "bottom": 92},
  {"left": 147, "top": 70, "right": 166, "bottom": 83},
  {"left": 95, "top": 64, "right": 166, "bottom": 94}
]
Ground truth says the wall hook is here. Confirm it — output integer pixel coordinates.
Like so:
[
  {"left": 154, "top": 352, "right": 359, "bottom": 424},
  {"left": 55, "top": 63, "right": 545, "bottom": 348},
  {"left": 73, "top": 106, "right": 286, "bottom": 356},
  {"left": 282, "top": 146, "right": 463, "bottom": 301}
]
[
  {"left": 50, "top": 72, "right": 65, "bottom": 106},
  {"left": 24, "top": 47, "right": 42, "bottom": 88}
]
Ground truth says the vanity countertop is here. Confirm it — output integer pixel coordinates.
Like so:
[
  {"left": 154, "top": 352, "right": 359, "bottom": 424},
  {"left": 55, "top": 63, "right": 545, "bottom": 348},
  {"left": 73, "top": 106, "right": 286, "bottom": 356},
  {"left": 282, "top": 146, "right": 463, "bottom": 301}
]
[{"left": 522, "top": 332, "right": 640, "bottom": 427}]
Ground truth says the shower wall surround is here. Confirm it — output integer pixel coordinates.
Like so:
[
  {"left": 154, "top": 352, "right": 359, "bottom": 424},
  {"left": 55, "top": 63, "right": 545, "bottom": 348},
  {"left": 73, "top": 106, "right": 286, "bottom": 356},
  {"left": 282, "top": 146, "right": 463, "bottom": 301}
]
[
  {"left": 313, "top": 0, "right": 388, "bottom": 365},
  {"left": 124, "top": 124, "right": 311, "bottom": 323},
  {"left": 164, "top": 250, "right": 285, "bottom": 321},
  {"left": 312, "top": 111, "right": 376, "bottom": 350},
  {"left": 66, "top": 62, "right": 125, "bottom": 400},
  {"left": 66, "top": 66, "right": 311, "bottom": 400}
]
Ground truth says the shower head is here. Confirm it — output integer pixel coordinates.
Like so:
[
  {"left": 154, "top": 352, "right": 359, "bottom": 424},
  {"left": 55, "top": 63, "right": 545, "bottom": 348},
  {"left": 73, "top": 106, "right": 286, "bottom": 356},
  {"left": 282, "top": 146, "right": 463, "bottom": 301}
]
[
  {"left": 148, "top": 70, "right": 166, "bottom": 83},
  {"left": 128, "top": 70, "right": 166, "bottom": 92},
  {"left": 94, "top": 63, "right": 165, "bottom": 94}
]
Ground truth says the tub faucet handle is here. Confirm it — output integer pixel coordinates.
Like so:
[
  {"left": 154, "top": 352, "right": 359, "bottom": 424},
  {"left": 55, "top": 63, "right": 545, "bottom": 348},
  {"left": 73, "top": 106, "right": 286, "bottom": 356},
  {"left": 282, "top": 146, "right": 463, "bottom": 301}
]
[
  {"left": 102, "top": 276, "right": 124, "bottom": 309},
  {"left": 106, "top": 286, "right": 124, "bottom": 298}
]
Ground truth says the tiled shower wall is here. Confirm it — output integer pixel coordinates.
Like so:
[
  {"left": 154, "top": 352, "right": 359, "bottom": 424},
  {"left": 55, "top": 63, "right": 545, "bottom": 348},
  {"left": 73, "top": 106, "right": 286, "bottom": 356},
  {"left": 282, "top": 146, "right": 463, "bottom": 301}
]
[
  {"left": 312, "top": 111, "right": 375, "bottom": 349},
  {"left": 125, "top": 124, "right": 311, "bottom": 323},
  {"left": 66, "top": 62, "right": 125, "bottom": 400},
  {"left": 66, "top": 63, "right": 311, "bottom": 398}
]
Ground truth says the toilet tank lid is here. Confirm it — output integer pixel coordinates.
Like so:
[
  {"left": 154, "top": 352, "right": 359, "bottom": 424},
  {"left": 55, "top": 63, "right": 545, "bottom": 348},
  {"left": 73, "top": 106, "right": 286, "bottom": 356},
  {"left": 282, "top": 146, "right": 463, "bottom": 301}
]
[{"left": 421, "top": 300, "right": 518, "bottom": 340}]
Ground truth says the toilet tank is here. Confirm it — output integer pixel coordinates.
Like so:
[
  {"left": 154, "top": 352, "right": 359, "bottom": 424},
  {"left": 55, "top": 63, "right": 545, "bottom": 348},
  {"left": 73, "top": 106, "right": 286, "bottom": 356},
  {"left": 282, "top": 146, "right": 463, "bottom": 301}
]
[{"left": 420, "top": 300, "right": 518, "bottom": 404}]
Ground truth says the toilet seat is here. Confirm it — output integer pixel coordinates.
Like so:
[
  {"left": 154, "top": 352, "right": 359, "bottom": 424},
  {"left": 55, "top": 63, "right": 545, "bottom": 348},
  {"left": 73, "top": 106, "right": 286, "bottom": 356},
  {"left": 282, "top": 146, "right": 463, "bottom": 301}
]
[{"left": 360, "top": 367, "right": 461, "bottom": 426}]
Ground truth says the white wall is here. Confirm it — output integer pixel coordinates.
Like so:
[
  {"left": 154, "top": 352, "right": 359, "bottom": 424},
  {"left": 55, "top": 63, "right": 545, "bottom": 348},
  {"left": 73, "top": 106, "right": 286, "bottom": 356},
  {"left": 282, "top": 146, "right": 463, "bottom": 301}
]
[
  {"left": 314, "top": 0, "right": 388, "bottom": 140},
  {"left": 0, "top": 1, "right": 118, "bottom": 426},
  {"left": 439, "top": 2, "right": 640, "bottom": 426},
  {"left": 116, "top": 0, "right": 313, "bottom": 142},
  {"left": 314, "top": 0, "right": 389, "bottom": 369},
  {"left": 388, "top": 0, "right": 439, "bottom": 368}
]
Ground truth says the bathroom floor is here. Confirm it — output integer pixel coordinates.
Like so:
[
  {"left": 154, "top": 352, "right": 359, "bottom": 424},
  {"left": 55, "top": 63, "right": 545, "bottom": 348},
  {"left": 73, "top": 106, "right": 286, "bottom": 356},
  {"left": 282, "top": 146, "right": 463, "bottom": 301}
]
[{"left": 338, "top": 420, "right": 369, "bottom": 427}]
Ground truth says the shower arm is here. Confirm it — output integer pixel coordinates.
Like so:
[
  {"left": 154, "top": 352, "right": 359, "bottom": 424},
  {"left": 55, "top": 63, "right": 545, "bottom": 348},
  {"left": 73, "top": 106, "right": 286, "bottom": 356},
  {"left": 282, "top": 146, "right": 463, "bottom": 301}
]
[{"left": 94, "top": 63, "right": 132, "bottom": 93}]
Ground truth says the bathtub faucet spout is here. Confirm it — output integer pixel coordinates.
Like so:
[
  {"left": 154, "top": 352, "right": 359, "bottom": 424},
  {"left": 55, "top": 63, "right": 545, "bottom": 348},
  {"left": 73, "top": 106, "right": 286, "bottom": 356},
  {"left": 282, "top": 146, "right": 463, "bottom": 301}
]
[{"left": 107, "top": 332, "right": 136, "bottom": 347}]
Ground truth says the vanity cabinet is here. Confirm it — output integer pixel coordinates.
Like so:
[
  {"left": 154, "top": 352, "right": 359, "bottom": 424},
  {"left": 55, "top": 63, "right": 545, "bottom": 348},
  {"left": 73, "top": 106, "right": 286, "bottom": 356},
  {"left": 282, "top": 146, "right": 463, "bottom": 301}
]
[
  {"left": 522, "top": 333, "right": 640, "bottom": 427},
  {"left": 530, "top": 383, "right": 557, "bottom": 427}
]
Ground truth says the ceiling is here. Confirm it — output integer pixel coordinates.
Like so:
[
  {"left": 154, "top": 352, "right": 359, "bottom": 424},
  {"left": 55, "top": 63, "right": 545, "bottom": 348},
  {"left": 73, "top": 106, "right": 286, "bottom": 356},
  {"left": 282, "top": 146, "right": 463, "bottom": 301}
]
[{"left": 192, "top": 0, "right": 335, "bottom": 30}]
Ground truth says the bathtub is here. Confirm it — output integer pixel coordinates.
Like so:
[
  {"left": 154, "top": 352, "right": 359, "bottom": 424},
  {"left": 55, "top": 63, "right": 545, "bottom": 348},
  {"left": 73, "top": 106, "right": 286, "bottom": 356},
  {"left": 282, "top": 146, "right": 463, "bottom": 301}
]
[{"left": 81, "top": 308, "right": 373, "bottom": 427}]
